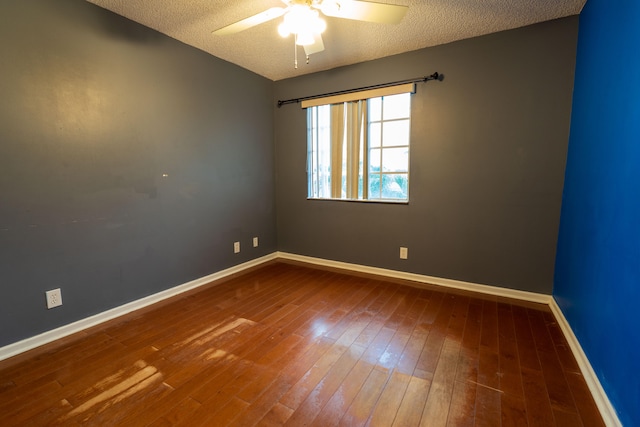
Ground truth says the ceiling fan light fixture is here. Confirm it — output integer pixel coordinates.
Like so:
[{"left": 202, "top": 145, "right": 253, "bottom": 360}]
[
  {"left": 314, "top": 17, "right": 327, "bottom": 34},
  {"left": 282, "top": 5, "right": 326, "bottom": 36},
  {"left": 295, "top": 31, "right": 315, "bottom": 46},
  {"left": 278, "top": 22, "right": 290, "bottom": 37}
]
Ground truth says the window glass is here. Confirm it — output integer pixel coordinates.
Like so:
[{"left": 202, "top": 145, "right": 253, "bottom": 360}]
[
  {"left": 381, "top": 174, "right": 408, "bottom": 199},
  {"left": 381, "top": 147, "right": 409, "bottom": 172},
  {"left": 369, "top": 123, "right": 382, "bottom": 148},
  {"left": 369, "top": 148, "right": 381, "bottom": 169},
  {"left": 383, "top": 93, "right": 411, "bottom": 120},
  {"left": 369, "top": 97, "right": 383, "bottom": 121},
  {"left": 381, "top": 120, "right": 410, "bottom": 147}
]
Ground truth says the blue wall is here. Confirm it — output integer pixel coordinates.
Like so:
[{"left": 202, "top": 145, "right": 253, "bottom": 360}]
[{"left": 554, "top": 1, "right": 640, "bottom": 425}]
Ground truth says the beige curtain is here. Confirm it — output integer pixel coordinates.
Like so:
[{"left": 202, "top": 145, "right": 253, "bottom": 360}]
[
  {"left": 331, "top": 100, "right": 368, "bottom": 199},
  {"left": 330, "top": 103, "right": 345, "bottom": 198},
  {"left": 346, "top": 101, "right": 367, "bottom": 199}
]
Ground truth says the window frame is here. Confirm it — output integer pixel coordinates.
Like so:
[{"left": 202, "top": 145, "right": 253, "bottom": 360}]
[{"left": 306, "top": 91, "right": 412, "bottom": 203}]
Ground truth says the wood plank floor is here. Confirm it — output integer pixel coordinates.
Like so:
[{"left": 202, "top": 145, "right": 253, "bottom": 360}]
[{"left": 0, "top": 262, "right": 605, "bottom": 426}]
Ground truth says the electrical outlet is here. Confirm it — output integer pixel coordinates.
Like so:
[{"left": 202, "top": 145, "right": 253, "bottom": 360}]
[
  {"left": 400, "top": 247, "right": 408, "bottom": 260},
  {"left": 253, "top": 237, "right": 259, "bottom": 248},
  {"left": 234, "top": 241, "right": 240, "bottom": 253},
  {"left": 46, "top": 288, "right": 63, "bottom": 309}
]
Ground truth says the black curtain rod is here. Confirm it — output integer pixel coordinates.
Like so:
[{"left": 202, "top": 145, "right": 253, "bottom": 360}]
[{"left": 277, "top": 72, "right": 440, "bottom": 108}]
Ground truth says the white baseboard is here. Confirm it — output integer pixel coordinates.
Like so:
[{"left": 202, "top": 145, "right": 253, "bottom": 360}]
[
  {"left": 0, "top": 251, "right": 620, "bottom": 427},
  {"left": 276, "top": 252, "right": 552, "bottom": 305},
  {"left": 549, "top": 299, "right": 622, "bottom": 427},
  {"left": 0, "top": 253, "right": 277, "bottom": 362}
]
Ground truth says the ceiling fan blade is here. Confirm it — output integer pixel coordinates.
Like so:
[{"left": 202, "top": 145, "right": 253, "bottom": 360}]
[
  {"left": 213, "top": 7, "right": 286, "bottom": 36},
  {"left": 321, "top": 0, "right": 408, "bottom": 24},
  {"left": 303, "top": 33, "right": 325, "bottom": 55}
]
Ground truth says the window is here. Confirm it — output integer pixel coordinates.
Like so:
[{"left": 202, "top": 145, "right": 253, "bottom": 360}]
[{"left": 307, "top": 91, "right": 411, "bottom": 201}]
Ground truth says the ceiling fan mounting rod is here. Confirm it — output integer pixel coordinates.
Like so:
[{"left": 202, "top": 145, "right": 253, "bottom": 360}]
[{"left": 277, "top": 72, "right": 441, "bottom": 107}]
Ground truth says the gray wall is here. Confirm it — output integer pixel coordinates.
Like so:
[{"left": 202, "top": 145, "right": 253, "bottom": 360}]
[
  {"left": 274, "top": 17, "right": 579, "bottom": 294},
  {"left": 0, "top": 0, "right": 276, "bottom": 346}
]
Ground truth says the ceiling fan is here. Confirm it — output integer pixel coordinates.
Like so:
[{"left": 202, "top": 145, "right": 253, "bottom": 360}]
[{"left": 212, "top": 0, "right": 408, "bottom": 67}]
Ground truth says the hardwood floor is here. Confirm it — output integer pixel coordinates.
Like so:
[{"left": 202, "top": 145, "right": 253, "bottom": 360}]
[{"left": 0, "top": 262, "right": 605, "bottom": 426}]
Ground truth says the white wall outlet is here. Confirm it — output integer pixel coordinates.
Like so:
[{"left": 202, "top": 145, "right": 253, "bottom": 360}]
[
  {"left": 234, "top": 241, "right": 240, "bottom": 253},
  {"left": 253, "top": 237, "right": 258, "bottom": 248},
  {"left": 46, "top": 288, "right": 63, "bottom": 309},
  {"left": 400, "top": 247, "right": 408, "bottom": 260}
]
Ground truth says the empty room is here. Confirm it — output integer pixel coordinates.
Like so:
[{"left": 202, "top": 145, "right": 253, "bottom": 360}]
[{"left": 0, "top": 0, "right": 637, "bottom": 425}]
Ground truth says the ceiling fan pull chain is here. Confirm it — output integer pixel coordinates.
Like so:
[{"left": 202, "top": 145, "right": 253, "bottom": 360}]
[{"left": 294, "top": 33, "right": 298, "bottom": 69}]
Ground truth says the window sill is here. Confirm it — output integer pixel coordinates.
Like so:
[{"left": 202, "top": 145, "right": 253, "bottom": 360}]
[{"left": 307, "top": 197, "right": 409, "bottom": 205}]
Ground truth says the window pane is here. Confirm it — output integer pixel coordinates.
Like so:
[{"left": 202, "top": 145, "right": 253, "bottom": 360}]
[
  {"left": 368, "top": 172, "right": 381, "bottom": 199},
  {"left": 382, "top": 120, "right": 410, "bottom": 147},
  {"left": 369, "top": 122, "right": 381, "bottom": 148},
  {"left": 381, "top": 173, "right": 408, "bottom": 199},
  {"left": 308, "top": 105, "right": 332, "bottom": 198},
  {"left": 381, "top": 147, "right": 409, "bottom": 172},
  {"left": 369, "top": 148, "right": 381, "bottom": 170},
  {"left": 383, "top": 93, "right": 410, "bottom": 120},
  {"left": 369, "top": 97, "right": 382, "bottom": 121}
]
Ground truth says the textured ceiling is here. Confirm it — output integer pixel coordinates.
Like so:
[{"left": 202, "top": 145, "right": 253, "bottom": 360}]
[{"left": 86, "top": 0, "right": 586, "bottom": 81}]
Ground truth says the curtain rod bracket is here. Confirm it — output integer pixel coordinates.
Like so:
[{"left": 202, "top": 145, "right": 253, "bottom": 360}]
[{"left": 277, "top": 72, "right": 441, "bottom": 108}]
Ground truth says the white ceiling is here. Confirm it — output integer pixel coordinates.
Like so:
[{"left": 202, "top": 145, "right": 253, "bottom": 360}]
[{"left": 86, "top": 0, "right": 586, "bottom": 81}]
